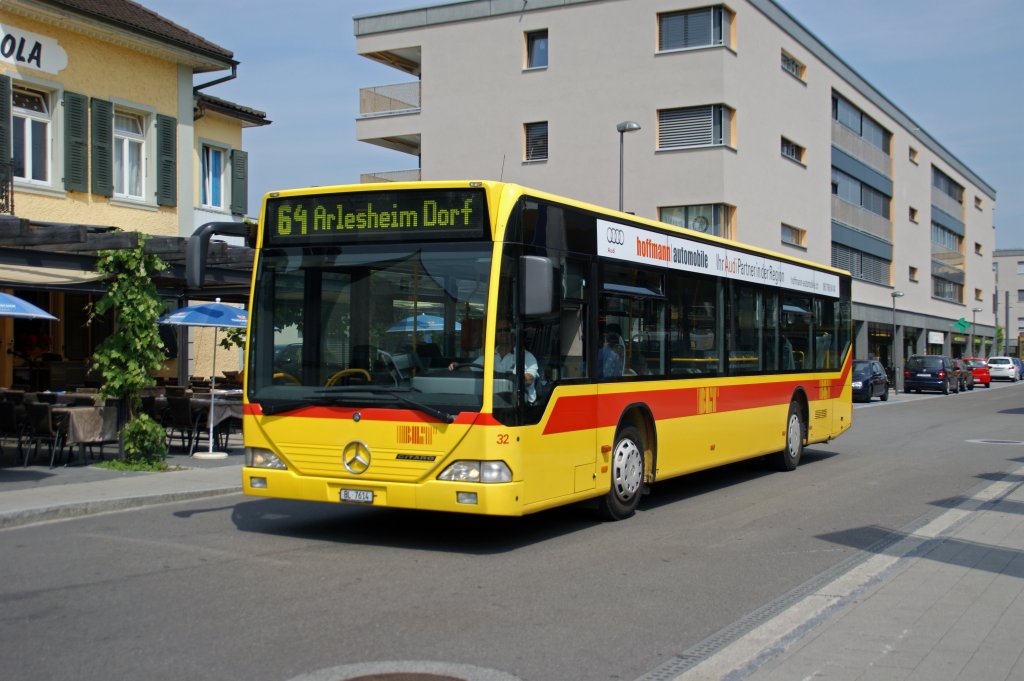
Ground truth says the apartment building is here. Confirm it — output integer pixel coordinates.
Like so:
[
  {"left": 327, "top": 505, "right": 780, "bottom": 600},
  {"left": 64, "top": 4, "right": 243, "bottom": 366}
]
[
  {"left": 353, "top": 0, "right": 997, "bottom": 370},
  {"left": 0, "top": 0, "right": 269, "bottom": 387},
  {"left": 993, "top": 250, "right": 1024, "bottom": 356}
]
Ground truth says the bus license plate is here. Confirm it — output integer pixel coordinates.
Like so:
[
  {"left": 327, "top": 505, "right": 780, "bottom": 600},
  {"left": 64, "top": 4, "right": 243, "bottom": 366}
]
[{"left": 340, "top": 489, "right": 373, "bottom": 504}]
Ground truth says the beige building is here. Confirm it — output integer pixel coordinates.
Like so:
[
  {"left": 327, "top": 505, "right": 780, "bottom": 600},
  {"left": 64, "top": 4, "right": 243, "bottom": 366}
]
[
  {"left": 0, "top": 0, "right": 268, "bottom": 389},
  {"left": 353, "top": 0, "right": 997, "bottom": 370},
  {"left": 993, "top": 249, "right": 1024, "bottom": 356}
]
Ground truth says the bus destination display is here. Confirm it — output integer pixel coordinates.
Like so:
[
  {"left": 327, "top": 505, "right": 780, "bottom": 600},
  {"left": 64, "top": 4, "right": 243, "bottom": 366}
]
[{"left": 265, "top": 189, "right": 487, "bottom": 245}]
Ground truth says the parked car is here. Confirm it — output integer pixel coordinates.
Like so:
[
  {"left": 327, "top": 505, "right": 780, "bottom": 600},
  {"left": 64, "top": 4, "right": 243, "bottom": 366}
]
[
  {"left": 852, "top": 359, "right": 889, "bottom": 402},
  {"left": 987, "top": 356, "right": 1017, "bottom": 382},
  {"left": 963, "top": 357, "right": 991, "bottom": 388},
  {"left": 903, "top": 355, "right": 957, "bottom": 394},
  {"left": 1014, "top": 357, "right": 1024, "bottom": 381},
  {"left": 952, "top": 358, "right": 974, "bottom": 391}
]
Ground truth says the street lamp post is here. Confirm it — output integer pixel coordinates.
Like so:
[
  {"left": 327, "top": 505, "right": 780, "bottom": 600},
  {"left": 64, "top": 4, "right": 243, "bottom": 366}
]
[
  {"left": 616, "top": 121, "right": 641, "bottom": 212},
  {"left": 891, "top": 290, "right": 904, "bottom": 393},
  {"left": 970, "top": 306, "right": 983, "bottom": 356}
]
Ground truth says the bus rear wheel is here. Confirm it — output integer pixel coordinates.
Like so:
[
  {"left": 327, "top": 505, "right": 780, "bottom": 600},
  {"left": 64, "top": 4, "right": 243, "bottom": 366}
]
[
  {"left": 598, "top": 426, "right": 645, "bottom": 521},
  {"left": 771, "top": 400, "right": 804, "bottom": 471}
]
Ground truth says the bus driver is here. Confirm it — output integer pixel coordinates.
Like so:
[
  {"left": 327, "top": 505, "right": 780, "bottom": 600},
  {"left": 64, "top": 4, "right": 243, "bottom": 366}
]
[{"left": 450, "top": 320, "right": 539, "bottom": 404}]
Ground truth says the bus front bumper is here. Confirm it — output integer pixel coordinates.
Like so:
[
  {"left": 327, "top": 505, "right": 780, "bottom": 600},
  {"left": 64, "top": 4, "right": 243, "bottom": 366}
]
[{"left": 242, "top": 467, "right": 526, "bottom": 516}]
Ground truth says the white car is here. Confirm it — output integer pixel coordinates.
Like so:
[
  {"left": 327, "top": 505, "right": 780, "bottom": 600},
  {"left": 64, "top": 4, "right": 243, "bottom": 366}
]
[{"left": 987, "top": 356, "right": 1017, "bottom": 381}]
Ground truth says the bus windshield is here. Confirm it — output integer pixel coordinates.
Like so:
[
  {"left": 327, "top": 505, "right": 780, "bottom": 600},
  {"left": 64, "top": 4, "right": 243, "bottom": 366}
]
[{"left": 247, "top": 241, "right": 492, "bottom": 418}]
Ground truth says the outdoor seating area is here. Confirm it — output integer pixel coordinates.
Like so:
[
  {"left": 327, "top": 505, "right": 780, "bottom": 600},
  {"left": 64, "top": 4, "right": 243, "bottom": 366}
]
[{"left": 0, "top": 385, "right": 244, "bottom": 467}]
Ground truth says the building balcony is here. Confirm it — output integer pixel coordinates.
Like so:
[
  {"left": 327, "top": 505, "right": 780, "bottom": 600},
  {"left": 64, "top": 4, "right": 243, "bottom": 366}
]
[
  {"left": 931, "top": 243, "right": 965, "bottom": 271},
  {"left": 831, "top": 195, "right": 891, "bottom": 242},
  {"left": 360, "top": 82, "right": 421, "bottom": 118},
  {"left": 931, "top": 186, "right": 964, "bottom": 222},
  {"left": 360, "top": 169, "right": 422, "bottom": 184},
  {"left": 831, "top": 120, "right": 891, "bottom": 178}
]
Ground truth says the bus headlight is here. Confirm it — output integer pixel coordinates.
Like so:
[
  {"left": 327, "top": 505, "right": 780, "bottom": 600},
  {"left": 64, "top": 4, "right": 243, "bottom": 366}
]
[
  {"left": 438, "top": 460, "right": 512, "bottom": 483},
  {"left": 245, "top": 447, "right": 287, "bottom": 469}
]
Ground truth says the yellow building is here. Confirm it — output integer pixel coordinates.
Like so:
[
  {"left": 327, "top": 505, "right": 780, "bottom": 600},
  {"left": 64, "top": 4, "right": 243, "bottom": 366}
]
[{"left": 0, "top": 0, "right": 268, "bottom": 389}]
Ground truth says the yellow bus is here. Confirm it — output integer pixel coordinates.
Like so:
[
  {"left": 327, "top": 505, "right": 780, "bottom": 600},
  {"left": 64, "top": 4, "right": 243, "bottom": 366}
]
[{"left": 238, "top": 181, "right": 852, "bottom": 520}]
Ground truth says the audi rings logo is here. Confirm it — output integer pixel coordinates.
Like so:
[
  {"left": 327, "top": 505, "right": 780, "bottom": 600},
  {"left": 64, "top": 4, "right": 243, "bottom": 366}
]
[
  {"left": 606, "top": 227, "right": 626, "bottom": 245},
  {"left": 342, "top": 440, "right": 371, "bottom": 475}
]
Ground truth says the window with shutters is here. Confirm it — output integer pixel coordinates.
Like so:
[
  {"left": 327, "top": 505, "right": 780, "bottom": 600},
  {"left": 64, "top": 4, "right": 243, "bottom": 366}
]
[
  {"left": 12, "top": 86, "right": 51, "bottom": 184},
  {"left": 658, "top": 7, "right": 732, "bottom": 52},
  {"left": 831, "top": 243, "right": 890, "bottom": 286},
  {"left": 202, "top": 143, "right": 226, "bottom": 209},
  {"left": 657, "top": 105, "right": 732, "bottom": 149},
  {"left": 524, "top": 121, "right": 548, "bottom": 161},
  {"left": 113, "top": 110, "right": 145, "bottom": 200}
]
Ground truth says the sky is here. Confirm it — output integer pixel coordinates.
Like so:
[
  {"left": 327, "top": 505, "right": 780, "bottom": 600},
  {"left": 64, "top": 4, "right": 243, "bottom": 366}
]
[{"left": 143, "top": 0, "right": 1024, "bottom": 247}]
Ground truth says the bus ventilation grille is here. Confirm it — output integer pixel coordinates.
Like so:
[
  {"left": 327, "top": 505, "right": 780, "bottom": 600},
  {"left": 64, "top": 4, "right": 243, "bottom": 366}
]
[{"left": 815, "top": 409, "right": 828, "bottom": 420}]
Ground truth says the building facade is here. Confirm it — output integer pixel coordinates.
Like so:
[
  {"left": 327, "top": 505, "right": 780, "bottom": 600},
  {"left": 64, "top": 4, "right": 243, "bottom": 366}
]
[
  {"left": 353, "top": 0, "right": 998, "bottom": 375},
  {"left": 0, "top": 0, "right": 268, "bottom": 388},
  {"left": 993, "top": 249, "right": 1024, "bottom": 356}
]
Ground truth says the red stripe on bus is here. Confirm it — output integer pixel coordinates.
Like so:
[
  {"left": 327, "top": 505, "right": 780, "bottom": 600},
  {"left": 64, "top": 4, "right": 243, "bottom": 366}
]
[
  {"left": 247, "top": 401, "right": 484, "bottom": 425},
  {"left": 543, "top": 375, "right": 842, "bottom": 436}
]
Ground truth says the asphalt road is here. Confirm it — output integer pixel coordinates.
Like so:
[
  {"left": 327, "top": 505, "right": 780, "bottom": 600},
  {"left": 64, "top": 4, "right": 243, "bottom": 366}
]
[{"left": 2, "top": 381, "right": 1022, "bottom": 681}]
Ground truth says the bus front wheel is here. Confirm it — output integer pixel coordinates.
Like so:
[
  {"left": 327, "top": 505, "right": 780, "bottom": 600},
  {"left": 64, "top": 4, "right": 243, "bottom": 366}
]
[
  {"left": 598, "top": 426, "right": 645, "bottom": 521},
  {"left": 771, "top": 400, "right": 804, "bottom": 471}
]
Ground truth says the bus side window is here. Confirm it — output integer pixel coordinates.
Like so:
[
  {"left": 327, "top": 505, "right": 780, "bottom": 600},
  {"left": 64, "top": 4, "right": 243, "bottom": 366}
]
[{"left": 560, "top": 306, "right": 586, "bottom": 378}]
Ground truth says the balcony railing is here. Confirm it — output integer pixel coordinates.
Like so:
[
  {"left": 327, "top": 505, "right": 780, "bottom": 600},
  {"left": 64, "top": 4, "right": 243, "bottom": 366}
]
[
  {"left": 359, "top": 82, "right": 421, "bottom": 118},
  {"left": 931, "top": 243, "right": 965, "bottom": 270},
  {"left": 931, "top": 186, "right": 964, "bottom": 222},
  {"left": 831, "top": 195, "right": 891, "bottom": 242},
  {"left": 831, "top": 120, "right": 891, "bottom": 178},
  {"left": 360, "top": 169, "right": 422, "bottom": 183},
  {"left": 0, "top": 161, "right": 13, "bottom": 215}
]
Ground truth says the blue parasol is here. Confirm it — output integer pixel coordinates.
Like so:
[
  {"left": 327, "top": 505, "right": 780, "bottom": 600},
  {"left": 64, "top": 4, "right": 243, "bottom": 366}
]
[
  {"left": 158, "top": 299, "right": 247, "bottom": 458},
  {"left": 387, "top": 314, "right": 460, "bottom": 333},
  {"left": 0, "top": 292, "right": 58, "bottom": 320}
]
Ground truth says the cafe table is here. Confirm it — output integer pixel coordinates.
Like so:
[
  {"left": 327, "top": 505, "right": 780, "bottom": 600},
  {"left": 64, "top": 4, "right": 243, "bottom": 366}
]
[{"left": 53, "top": 404, "right": 119, "bottom": 465}]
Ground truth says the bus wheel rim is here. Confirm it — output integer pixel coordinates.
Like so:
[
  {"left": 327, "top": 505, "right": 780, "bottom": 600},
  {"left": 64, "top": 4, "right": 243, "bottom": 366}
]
[
  {"left": 787, "top": 413, "right": 801, "bottom": 458},
  {"left": 612, "top": 439, "right": 643, "bottom": 500}
]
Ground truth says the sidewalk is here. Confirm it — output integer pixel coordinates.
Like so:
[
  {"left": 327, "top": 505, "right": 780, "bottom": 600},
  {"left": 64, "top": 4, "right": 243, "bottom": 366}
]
[
  {"left": 0, "top": 447, "right": 242, "bottom": 530},
  {"left": 651, "top": 460, "right": 1024, "bottom": 681}
]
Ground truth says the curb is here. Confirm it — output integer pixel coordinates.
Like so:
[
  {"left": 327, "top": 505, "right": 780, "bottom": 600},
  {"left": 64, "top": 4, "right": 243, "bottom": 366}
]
[{"left": 0, "top": 486, "right": 240, "bottom": 530}]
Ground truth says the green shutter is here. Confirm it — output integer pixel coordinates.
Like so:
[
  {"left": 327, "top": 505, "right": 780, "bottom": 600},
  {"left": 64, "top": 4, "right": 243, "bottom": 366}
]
[
  {"left": 0, "top": 75, "right": 11, "bottom": 165},
  {"left": 63, "top": 91, "right": 88, "bottom": 192},
  {"left": 156, "top": 114, "right": 176, "bottom": 206},
  {"left": 90, "top": 98, "right": 112, "bottom": 197},
  {"left": 230, "top": 148, "right": 248, "bottom": 215}
]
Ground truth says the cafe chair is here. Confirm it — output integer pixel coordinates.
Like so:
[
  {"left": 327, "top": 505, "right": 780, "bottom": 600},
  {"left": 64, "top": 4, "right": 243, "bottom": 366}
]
[
  {"left": 165, "top": 385, "right": 187, "bottom": 398},
  {"left": 71, "top": 395, "right": 97, "bottom": 407},
  {"left": 23, "top": 402, "right": 65, "bottom": 468},
  {"left": 34, "top": 392, "right": 59, "bottom": 404},
  {"left": 0, "top": 401, "right": 25, "bottom": 464},
  {"left": 165, "top": 395, "right": 195, "bottom": 454}
]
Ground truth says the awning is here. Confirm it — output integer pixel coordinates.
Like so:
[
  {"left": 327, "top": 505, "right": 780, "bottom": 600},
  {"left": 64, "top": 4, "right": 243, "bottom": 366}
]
[{"left": 0, "top": 263, "right": 106, "bottom": 286}]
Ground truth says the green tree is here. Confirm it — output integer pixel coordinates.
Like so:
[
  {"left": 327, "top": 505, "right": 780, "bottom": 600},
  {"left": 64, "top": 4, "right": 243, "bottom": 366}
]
[{"left": 90, "top": 238, "right": 169, "bottom": 462}]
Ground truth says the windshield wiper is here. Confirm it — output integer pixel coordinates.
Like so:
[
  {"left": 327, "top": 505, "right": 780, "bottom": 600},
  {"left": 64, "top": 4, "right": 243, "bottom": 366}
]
[
  {"left": 260, "top": 390, "right": 455, "bottom": 423},
  {"left": 259, "top": 392, "right": 374, "bottom": 415}
]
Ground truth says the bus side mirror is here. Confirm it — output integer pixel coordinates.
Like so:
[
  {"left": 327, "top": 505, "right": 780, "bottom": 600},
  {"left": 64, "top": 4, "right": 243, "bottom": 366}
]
[{"left": 520, "top": 255, "right": 554, "bottom": 316}]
